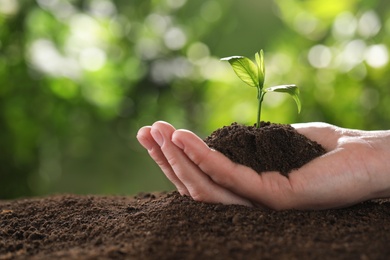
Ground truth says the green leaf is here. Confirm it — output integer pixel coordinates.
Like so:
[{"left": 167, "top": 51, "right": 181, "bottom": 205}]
[
  {"left": 221, "top": 56, "right": 259, "bottom": 88},
  {"left": 265, "top": 84, "right": 301, "bottom": 113},
  {"left": 255, "top": 50, "right": 265, "bottom": 87}
]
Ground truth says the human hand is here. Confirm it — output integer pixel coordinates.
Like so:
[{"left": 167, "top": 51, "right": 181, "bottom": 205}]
[{"left": 137, "top": 121, "right": 390, "bottom": 210}]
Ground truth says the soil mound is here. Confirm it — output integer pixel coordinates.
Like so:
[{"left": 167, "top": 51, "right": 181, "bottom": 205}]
[{"left": 204, "top": 122, "right": 326, "bottom": 175}]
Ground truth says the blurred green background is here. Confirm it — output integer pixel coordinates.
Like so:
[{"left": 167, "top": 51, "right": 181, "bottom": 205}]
[{"left": 1, "top": 0, "right": 390, "bottom": 199}]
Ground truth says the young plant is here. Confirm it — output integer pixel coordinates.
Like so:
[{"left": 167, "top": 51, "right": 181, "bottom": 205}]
[{"left": 221, "top": 50, "right": 301, "bottom": 128}]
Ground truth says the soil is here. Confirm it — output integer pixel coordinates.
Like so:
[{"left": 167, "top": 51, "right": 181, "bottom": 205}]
[
  {"left": 1, "top": 192, "right": 390, "bottom": 259},
  {"left": 204, "top": 122, "right": 326, "bottom": 175},
  {"left": 1, "top": 123, "right": 388, "bottom": 259}
]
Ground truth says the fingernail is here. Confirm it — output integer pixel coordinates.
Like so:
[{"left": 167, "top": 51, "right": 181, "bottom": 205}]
[
  {"left": 172, "top": 135, "right": 184, "bottom": 149},
  {"left": 151, "top": 129, "right": 164, "bottom": 147},
  {"left": 136, "top": 133, "right": 154, "bottom": 151},
  {"left": 142, "top": 139, "right": 154, "bottom": 151}
]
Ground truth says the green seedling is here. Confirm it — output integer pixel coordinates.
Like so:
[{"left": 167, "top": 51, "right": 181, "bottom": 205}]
[{"left": 221, "top": 50, "right": 301, "bottom": 128}]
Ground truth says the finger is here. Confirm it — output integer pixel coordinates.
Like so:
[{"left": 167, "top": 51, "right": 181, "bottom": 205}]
[
  {"left": 152, "top": 123, "right": 252, "bottom": 206},
  {"left": 172, "top": 129, "right": 294, "bottom": 209},
  {"left": 291, "top": 122, "right": 340, "bottom": 151},
  {"left": 137, "top": 126, "right": 155, "bottom": 151},
  {"left": 137, "top": 124, "right": 190, "bottom": 196}
]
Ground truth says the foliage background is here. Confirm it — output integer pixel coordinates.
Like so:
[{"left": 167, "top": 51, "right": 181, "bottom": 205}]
[{"left": 1, "top": 0, "right": 389, "bottom": 199}]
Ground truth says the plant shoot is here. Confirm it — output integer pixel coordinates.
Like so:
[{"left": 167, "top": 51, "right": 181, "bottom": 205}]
[{"left": 221, "top": 50, "right": 301, "bottom": 128}]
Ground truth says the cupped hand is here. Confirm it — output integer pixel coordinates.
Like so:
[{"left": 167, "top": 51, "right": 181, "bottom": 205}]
[{"left": 137, "top": 121, "right": 390, "bottom": 210}]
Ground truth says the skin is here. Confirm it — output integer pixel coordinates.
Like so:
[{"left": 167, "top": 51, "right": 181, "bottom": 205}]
[{"left": 136, "top": 121, "right": 390, "bottom": 210}]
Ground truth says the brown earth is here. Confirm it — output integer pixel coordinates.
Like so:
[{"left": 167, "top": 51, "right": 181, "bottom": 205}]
[
  {"left": 204, "top": 122, "right": 326, "bottom": 176},
  {"left": 1, "top": 192, "right": 390, "bottom": 259}
]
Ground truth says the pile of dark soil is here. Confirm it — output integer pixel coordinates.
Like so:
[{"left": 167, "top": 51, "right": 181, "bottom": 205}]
[
  {"left": 1, "top": 192, "right": 390, "bottom": 259},
  {"left": 204, "top": 122, "right": 326, "bottom": 175}
]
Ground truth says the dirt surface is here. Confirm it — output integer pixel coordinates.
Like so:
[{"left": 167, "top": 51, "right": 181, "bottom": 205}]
[
  {"left": 1, "top": 192, "right": 390, "bottom": 259},
  {"left": 204, "top": 122, "right": 326, "bottom": 175}
]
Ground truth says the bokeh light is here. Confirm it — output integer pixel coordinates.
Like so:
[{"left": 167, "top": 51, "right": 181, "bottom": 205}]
[{"left": 1, "top": 0, "right": 390, "bottom": 199}]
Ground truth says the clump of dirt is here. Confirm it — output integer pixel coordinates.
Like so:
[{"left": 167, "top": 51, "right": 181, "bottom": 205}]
[
  {"left": 1, "top": 192, "right": 390, "bottom": 259},
  {"left": 204, "top": 122, "right": 326, "bottom": 176}
]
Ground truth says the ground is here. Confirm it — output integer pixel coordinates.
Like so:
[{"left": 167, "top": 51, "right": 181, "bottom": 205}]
[{"left": 1, "top": 192, "right": 390, "bottom": 259}]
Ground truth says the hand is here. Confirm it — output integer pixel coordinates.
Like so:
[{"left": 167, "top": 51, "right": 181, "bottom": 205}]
[{"left": 136, "top": 121, "right": 390, "bottom": 210}]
